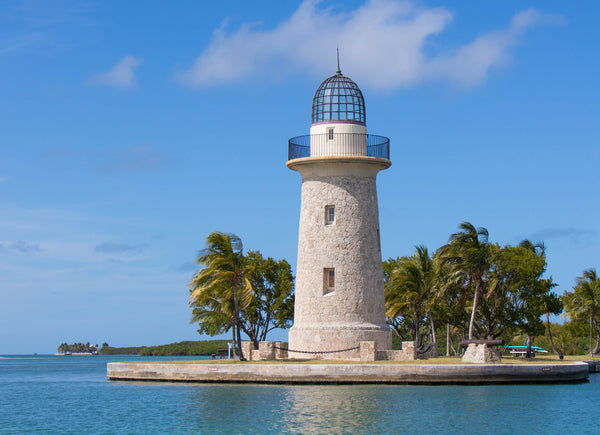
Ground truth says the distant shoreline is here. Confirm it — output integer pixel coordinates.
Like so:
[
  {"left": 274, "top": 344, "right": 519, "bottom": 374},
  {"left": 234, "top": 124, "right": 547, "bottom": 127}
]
[
  {"left": 50, "top": 340, "right": 233, "bottom": 357},
  {"left": 54, "top": 352, "right": 96, "bottom": 356}
]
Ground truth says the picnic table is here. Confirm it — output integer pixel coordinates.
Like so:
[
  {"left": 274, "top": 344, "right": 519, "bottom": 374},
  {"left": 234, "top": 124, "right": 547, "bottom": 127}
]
[{"left": 504, "top": 345, "right": 548, "bottom": 357}]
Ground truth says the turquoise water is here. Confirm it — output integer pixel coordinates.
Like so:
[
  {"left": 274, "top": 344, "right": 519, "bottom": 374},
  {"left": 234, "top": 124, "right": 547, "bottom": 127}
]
[{"left": 1, "top": 355, "right": 599, "bottom": 434}]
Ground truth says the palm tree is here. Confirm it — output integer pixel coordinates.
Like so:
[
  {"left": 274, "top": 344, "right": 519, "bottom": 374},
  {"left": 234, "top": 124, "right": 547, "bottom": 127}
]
[
  {"left": 439, "top": 222, "right": 490, "bottom": 340},
  {"left": 433, "top": 250, "right": 468, "bottom": 355},
  {"left": 190, "top": 277, "right": 237, "bottom": 338},
  {"left": 518, "top": 239, "right": 554, "bottom": 358},
  {"left": 518, "top": 239, "right": 545, "bottom": 256},
  {"left": 425, "top": 252, "right": 447, "bottom": 345},
  {"left": 188, "top": 232, "right": 252, "bottom": 360},
  {"left": 563, "top": 268, "right": 600, "bottom": 357},
  {"left": 542, "top": 292, "right": 563, "bottom": 355},
  {"left": 385, "top": 245, "right": 436, "bottom": 348}
]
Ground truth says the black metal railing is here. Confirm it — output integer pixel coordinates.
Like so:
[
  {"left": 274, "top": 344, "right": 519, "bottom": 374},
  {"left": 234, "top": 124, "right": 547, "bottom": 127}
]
[{"left": 288, "top": 133, "right": 390, "bottom": 161}]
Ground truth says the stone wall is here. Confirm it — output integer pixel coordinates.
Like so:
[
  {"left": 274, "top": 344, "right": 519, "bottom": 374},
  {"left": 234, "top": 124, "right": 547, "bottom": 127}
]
[
  {"left": 242, "top": 341, "right": 288, "bottom": 361},
  {"left": 400, "top": 341, "right": 416, "bottom": 360},
  {"left": 238, "top": 339, "right": 439, "bottom": 362},
  {"left": 360, "top": 341, "right": 438, "bottom": 361},
  {"left": 462, "top": 343, "right": 502, "bottom": 364}
]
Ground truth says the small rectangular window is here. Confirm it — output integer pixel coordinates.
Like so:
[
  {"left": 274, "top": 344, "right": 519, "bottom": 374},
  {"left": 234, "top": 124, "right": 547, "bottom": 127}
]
[
  {"left": 328, "top": 128, "right": 334, "bottom": 140},
  {"left": 324, "top": 268, "right": 335, "bottom": 294},
  {"left": 325, "top": 205, "right": 335, "bottom": 225}
]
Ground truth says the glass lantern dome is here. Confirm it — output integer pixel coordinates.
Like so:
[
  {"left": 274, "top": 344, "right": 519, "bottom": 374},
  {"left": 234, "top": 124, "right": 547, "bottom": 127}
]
[{"left": 311, "top": 71, "right": 366, "bottom": 125}]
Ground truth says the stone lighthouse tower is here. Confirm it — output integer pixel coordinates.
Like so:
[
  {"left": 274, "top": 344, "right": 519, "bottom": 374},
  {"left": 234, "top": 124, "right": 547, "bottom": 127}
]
[{"left": 287, "top": 61, "right": 392, "bottom": 359}]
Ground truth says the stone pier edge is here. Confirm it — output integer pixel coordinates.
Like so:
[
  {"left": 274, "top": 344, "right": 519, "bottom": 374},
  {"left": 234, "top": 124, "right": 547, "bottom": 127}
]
[{"left": 107, "top": 361, "right": 590, "bottom": 384}]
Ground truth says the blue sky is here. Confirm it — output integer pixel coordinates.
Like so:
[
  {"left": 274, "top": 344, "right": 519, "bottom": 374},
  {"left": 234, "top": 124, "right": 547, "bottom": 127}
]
[{"left": 1, "top": 0, "right": 598, "bottom": 354}]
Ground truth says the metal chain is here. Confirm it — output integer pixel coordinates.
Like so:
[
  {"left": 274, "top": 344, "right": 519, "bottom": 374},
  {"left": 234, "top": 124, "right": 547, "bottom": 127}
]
[
  {"left": 273, "top": 345, "right": 360, "bottom": 354},
  {"left": 274, "top": 344, "right": 432, "bottom": 355}
]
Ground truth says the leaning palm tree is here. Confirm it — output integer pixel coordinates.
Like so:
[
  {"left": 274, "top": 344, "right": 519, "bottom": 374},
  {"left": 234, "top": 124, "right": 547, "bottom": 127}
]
[
  {"left": 188, "top": 232, "right": 252, "bottom": 360},
  {"left": 563, "top": 268, "right": 600, "bottom": 357},
  {"left": 439, "top": 222, "right": 490, "bottom": 340},
  {"left": 189, "top": 277, "right": 237, "bottom": 343},
  {"left": 385, "top": 245, "right": 436, "bottom": 348}
]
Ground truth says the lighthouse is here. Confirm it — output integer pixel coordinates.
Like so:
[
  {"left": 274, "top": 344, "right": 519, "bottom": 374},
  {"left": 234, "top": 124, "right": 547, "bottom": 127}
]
[{"left": 287, "top": 59, "right": 392, "bottom": 359}]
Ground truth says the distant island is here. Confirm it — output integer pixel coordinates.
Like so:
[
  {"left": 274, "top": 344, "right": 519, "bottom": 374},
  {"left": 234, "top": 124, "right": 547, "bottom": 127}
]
[
  {"left": 56, "top": 342, "right": 99, "bottom": 355},
  {"left": 56, "top": 340, "right": 232, "bottom": 356}
]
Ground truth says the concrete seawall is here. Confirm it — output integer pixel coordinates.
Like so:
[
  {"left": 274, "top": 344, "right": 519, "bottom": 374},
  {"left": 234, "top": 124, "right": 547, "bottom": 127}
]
[
  {"left": 107, "top": 362, "right": 589, "bottom": 384},
  {"left": 583, "top": 360, "right": 600, "bottom": 373}
]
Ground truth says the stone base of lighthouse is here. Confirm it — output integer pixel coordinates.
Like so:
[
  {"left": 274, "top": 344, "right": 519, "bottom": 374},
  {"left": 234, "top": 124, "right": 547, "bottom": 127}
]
[{"left": 288, "top": 325, "right": 391, "bottom": 360}]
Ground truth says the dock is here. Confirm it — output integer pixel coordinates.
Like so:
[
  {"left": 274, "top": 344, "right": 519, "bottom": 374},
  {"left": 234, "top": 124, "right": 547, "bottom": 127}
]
[{"left": 107, "top": 361, "right": 590, "bottom": 384}]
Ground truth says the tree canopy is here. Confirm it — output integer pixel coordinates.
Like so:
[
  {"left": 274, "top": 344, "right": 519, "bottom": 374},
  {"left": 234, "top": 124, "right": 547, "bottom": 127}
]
[
  {"left": 189, "top": 232, "right": 251, "bottom": 359},
  {"left": 384, "top": 222, "right": 562, "bottom": 357},
  {"left": 385, "top": 246, "right": 438, "bottom": 347},
  {"left": 187, "top": 225, "right": 598, "bottom": 358},
  {"left": 188, "top": 233, "right": 294, "bottom": 354},
  {"left": 242, "top": 251, "right": 294, "bottom": 347},
  {"left": 562, "top": 269, "right": 600, "bottom": 357}
]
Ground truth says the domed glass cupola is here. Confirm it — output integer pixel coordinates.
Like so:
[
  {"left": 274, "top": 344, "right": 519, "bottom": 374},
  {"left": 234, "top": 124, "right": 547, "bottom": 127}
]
[
  {"left": 287, "top": 52, "right": 389, "bottom": 162},
  {"left": 311, "top": 67, "right": 366, "bottom": 125}
]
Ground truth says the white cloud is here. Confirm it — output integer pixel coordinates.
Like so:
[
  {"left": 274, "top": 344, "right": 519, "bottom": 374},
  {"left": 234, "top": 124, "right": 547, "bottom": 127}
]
[
  {"left": 426, "top": 9, "right": 564, "bottom": 87},
  {"left": 178, "top": 0, "right": 562, "bottom": 91},
  {"left": 90, "top": 55, "right": 143, "bottom": 89}
]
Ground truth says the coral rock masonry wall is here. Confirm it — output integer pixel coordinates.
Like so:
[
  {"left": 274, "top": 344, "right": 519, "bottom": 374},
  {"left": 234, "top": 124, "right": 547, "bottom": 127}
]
[
  {"left": 462, "top": 344, "right": 502, "bottom": 364},
  {"left": 287, "top": 159, "right": 392, "bottom": 359}
]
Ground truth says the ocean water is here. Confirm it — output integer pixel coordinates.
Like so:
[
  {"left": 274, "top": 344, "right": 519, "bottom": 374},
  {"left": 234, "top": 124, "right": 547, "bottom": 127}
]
[{"left": 1, "top": 355, "right": 599, "bottom": 434}]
